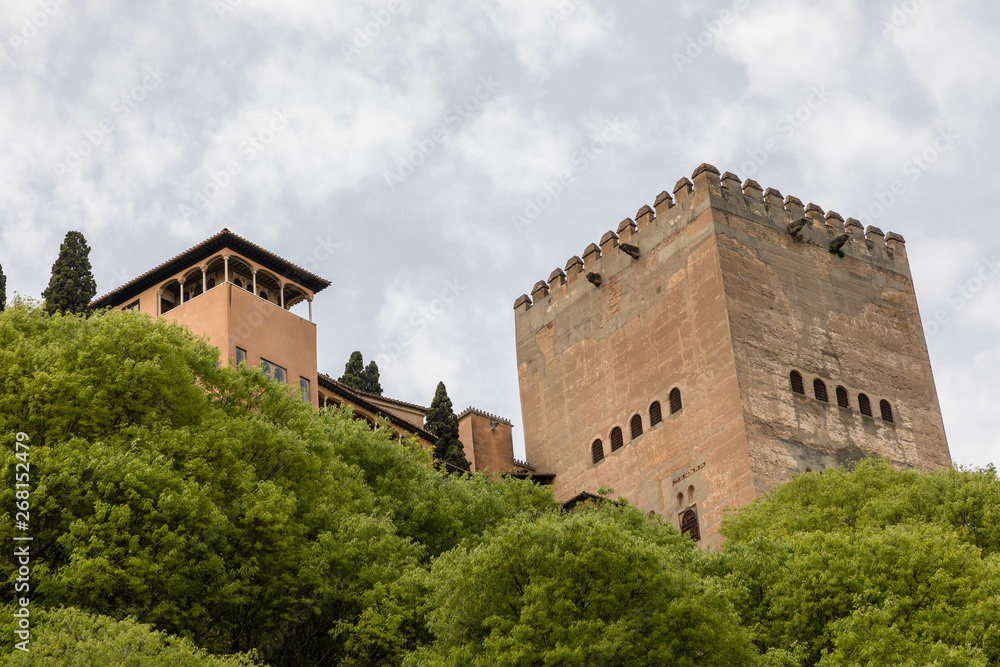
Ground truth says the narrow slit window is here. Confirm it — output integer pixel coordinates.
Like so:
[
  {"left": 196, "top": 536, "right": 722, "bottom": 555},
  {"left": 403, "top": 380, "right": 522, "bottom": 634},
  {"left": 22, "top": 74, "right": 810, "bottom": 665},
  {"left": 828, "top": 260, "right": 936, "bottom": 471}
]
[
  {"left": 880, "top": 400, "right": 894, "bottom": 423},
  {"left": 814, "top": 379, "right": 828, "bottom": 402},
  {"left": 859, "top": 393, "right": 872, "bottom": 417},
  {"left": 592, "top": 439, "right": 604, "bottom": 464},
  {"left": 649, "top": 401, "right": 662, "bottom": 427},
  {"left": 610, "top": 427, "right": 624, "bottom": 452},
  {"left": 630, "top": 414, "right": 643, "bottom": 439},
  {"left": 836, "top": 386, "right": 849, "bottom": 409},
  {"left": 669, "top": 388, "right": 683, "bottom": 414},
  {"left": 790, "top": 371, "right": 805, "bottom": 395},
  {"left": 235, "top": 347, "right": 246, "bottom": 366}
]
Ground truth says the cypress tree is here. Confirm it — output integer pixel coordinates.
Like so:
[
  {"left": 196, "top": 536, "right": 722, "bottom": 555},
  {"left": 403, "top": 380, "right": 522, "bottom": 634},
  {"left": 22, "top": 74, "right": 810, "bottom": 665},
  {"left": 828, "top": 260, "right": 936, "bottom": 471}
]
[
  {"left": 339, "top": 351, "right": 383, "bottom": 395},
  {"left": 425, "top": 381, "right": 471, "bottom": 472},
  {"left": 361, "top": 360, "right": 383, "bottom": 395},
  {"left": 0, "top": 260, "right": 6, "bottom": 312},
  {"left": 42, "top": 231, "right": 97, "bottom": 315},
  {"left": 339, "top": 351, "right": 366, "bottom": 390}
]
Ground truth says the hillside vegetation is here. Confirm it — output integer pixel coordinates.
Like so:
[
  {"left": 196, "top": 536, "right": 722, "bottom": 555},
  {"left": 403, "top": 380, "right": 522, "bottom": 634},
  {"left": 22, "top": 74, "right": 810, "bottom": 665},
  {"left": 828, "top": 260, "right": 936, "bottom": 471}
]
[{"left": 1, "top": 303, "right": 997, "bottom": 666}]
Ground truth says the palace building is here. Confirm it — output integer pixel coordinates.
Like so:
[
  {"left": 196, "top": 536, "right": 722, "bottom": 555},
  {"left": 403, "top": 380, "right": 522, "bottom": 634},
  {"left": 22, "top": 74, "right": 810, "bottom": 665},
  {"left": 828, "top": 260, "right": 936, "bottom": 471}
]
[{"left": 89, "top": 228, "right": 526, "bottom": 472}]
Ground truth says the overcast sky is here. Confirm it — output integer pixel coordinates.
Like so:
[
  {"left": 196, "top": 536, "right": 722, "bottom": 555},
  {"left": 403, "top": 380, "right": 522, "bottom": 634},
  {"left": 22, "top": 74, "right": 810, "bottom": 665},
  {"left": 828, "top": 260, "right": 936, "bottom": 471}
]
[{"left": 2, "top": 0, "right": 997, "bottom": 469}]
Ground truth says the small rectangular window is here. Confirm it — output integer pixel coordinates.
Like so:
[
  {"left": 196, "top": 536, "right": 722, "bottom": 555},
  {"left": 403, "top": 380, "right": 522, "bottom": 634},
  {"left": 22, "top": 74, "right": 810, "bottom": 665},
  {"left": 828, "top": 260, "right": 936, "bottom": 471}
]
[
  {"left": 235, "top": 347, "right": 246, "bottom": 366},
  {"left": 299, "top": 377, "right": 310, "bottom": 401},
  {"left": 260, "top": 358, "right": 287, "bottom": 384},
  {"left": 123, "top": 300, "right": 140, "bottom": 311}
]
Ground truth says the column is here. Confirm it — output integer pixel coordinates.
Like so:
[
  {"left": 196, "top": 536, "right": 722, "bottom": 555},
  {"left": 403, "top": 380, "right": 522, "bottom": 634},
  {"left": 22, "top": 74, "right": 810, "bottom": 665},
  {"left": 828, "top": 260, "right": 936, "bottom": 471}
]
[
  {"left": 307, "top": 296, "right": 313, "bottom": 321},
  {"left": 279, "top": 281, "right": 285, "bottom": 308},
  {"left": 252, "top": 269, "right": 257, "bottom": 297},
  {"left": 157, "top": 289, "right": 163, "bottom": 317},
  {"left": 201, "top": 268, "right": 207, "bottom": 293},
  {"left": 223, "top": 256, "right": 229, "bottom": 284}
]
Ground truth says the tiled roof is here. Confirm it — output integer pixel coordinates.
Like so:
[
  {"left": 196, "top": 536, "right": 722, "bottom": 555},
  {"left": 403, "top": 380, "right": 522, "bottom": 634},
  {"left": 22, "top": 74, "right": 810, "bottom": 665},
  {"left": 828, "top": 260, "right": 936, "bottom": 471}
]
[
  {"left": 317, "top": 373, "right": 437, "bottom": 442},
  {"left": 89, "top": 228, "right": 331, "bottom": 309}
]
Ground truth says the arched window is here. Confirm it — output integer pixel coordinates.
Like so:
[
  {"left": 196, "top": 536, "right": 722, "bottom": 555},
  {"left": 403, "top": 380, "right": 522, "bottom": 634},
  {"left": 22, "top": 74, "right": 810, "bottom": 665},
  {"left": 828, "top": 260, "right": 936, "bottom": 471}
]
[
  {"left": 649, "top": 401, "right": 662, "bottom": 427},
  {"left": 610, "top": 427, "right": 624, "bottom": 452},
  {"left": 669, "top": 388, "right": 683, "bottom": 414},
  {"left": 814, "top": 379, "right": 828, "bottom": 403},
  {"left": 630, "top": 414, "right": 643, "bottom": 439},
  {"left": 836, "top": 386, "right": 849, "bottom": 409},
  {"left": 880, "top": 400, "right": 894, "bottom": 423},
  {"left": 858, "top": 393, "right": 872, "bottom": 417},
  {"left": 680, "top": 508, "right": 700, "bottom": 542},
  {"left": 207, "top": 277, "right": 216, "bottom": 289},
  {"left": 591, "top": 439, "right": 604, "bottom": 464},
  {"left": 259, "top": 290, "right": 269, "bottom": 301},
  {"left": 676, "top": 492, "right": 684, "bottom": 507},
  {"left": 687, "top": 485, "right": 695, "bottom": 502},
  {"left": 790, "top": 371, "right": 805, "bottom": 395}
]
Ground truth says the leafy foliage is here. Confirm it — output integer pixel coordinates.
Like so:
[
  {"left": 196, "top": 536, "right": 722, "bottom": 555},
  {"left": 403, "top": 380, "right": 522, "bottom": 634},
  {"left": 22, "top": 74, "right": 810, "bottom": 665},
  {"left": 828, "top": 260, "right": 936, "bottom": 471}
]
[
  {"left": 42, "top": 231, "right": 97, "bottom": 315},
  {"left": 408, "top": 505, "right": 756, "bottom": 666},
  {"left": 424, "top": 381, "right": 470, "bottom": 472},
  {"left": 0, "top": 606, "right": 258, "bottom": 665},
  {"left": 2, "top": 303, "right": 999, "bottom": 666},
  {"left": 338, "top": 351, "right": 382, "bottom": 395},
  {"left": 0, "top": 261, "right": 6, "bottom": 312},
  {"left": 706, "top": 459, "right": 1000, "bottom": 666}
]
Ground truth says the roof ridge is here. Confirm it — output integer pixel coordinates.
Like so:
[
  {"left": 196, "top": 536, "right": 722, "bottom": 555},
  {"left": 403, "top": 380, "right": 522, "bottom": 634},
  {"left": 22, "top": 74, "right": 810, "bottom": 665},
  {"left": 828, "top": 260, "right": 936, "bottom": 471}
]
[{"left": 89, "top": 229, "right": 331, "bottom": 309}]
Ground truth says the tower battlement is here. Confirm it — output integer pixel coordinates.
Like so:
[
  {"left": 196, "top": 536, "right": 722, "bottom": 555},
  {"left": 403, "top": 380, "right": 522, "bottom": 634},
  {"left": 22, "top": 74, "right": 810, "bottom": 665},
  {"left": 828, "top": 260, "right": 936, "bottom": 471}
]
[
  {"left": 514, "top": 163, "right": 910, "bottom": 318},
  {"left": 512, "top": 163, "right": 949, "bottom": 549}
]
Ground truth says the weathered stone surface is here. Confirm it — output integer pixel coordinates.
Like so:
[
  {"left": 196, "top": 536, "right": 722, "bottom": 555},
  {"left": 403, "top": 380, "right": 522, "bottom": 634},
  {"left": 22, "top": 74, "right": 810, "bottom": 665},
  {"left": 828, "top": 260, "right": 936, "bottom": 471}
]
[{"left": 514, "top": 170, "right": 950, "bottom": 550}]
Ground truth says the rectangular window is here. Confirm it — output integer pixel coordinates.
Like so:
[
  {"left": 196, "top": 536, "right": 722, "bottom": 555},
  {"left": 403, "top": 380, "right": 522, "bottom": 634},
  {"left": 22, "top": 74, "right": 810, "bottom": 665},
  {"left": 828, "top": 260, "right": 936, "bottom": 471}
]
[
  {"left": 299, "top": 377, "right": 310, "bottom": 401},
  {"left": 123, "top": 300, "right": 140, "bottom": 311},
  {"left": 235, "top": 347, "right": 246, "bottom": 366},
  {"left": 260, "top": 358, "right": 287, "bottom": 384}
]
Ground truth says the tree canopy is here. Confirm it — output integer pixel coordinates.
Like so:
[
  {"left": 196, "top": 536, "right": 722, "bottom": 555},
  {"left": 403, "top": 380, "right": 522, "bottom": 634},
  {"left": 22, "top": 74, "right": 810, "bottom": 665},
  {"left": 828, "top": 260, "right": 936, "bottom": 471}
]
[
  {"left": 2, "top": 302, "right": 999, "bottom": 666},
  {"left": 338, "top": 350, "right": 383, "bottom": 395},
  {"left": 42, "top": 231, "right": 97, "bottom": 315},
  {"left": 424, "top": 381, "right": 470, "bottom": 473},
  {"left": 0, "top": 260, "right": 6, "bottom": 311}
]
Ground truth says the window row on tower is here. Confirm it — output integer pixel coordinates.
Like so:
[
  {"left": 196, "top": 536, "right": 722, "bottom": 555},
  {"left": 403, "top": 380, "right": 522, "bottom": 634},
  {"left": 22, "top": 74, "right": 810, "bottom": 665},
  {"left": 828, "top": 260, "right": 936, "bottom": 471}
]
[
  {"left": 591, "top": 388, "right": 683, "bottom": 464},
  {"left": 789, "top": 370, "right": 895, "bottom": 423}
]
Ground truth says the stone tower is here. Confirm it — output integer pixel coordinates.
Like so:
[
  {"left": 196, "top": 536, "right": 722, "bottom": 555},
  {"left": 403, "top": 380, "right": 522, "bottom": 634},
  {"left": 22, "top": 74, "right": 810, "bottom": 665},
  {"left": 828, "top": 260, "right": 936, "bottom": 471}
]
[{"left": 513, "top": 163, "right": 950, "bottom": 549}]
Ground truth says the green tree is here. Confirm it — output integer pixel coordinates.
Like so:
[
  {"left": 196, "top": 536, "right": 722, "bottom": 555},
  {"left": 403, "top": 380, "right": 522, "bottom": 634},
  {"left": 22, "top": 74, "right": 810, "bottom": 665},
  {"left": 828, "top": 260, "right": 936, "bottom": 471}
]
[
  {"left": 362, "top": 360, "right": 383, "bottom": 395},
  {"left": 339, "top": 350, "right": 365, "bottom": 389},
  {"left": 42, "top": 231, "right": 97, "bottom": 315},
  {"left": 408, "top": 505, "right": 756, "bottom": 666},
  {"left": 339, "top": 351, "right": 383, "bottom": 394},
  {"left": 0, "top": 303, "right": 556, "bottom": 665},
  {"left": 0, "top": 606, "right": 259, "bottom": 665},
  {"left": 0, "top": 260, "right": 6, "bottom": 312},
  {"left": 424, "top": 381, "right": 470, "bottom": 472},
  {"left": 704, "top": 459, "right": 1000, "bottom": 665}
]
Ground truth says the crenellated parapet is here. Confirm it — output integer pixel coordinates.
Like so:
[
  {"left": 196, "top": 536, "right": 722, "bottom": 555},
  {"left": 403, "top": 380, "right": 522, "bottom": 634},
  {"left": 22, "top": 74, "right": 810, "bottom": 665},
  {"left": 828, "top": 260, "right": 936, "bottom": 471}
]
[{"left": 513, "top": 163, "right": 912, "bottom": 315}]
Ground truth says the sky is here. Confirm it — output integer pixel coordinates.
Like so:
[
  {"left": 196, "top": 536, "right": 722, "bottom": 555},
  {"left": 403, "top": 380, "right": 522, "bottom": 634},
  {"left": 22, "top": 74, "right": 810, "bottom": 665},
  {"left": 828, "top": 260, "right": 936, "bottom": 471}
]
[{"left": 1, "top": 0, "right": 997, "bottom": 469}]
